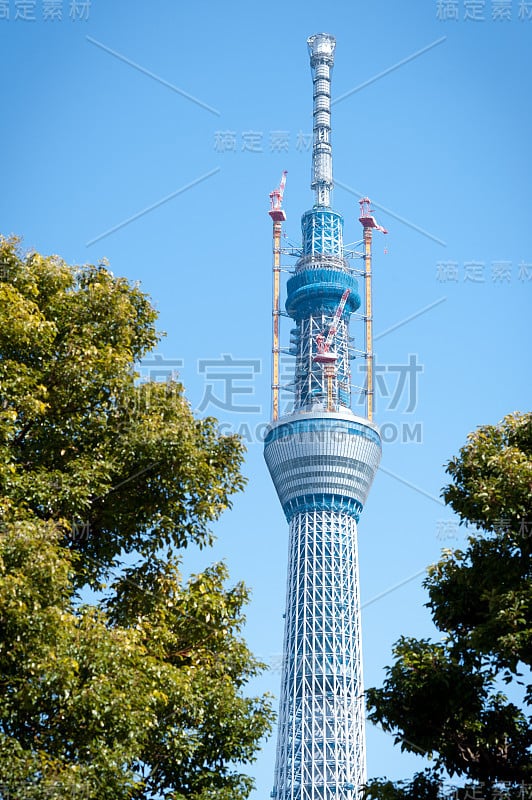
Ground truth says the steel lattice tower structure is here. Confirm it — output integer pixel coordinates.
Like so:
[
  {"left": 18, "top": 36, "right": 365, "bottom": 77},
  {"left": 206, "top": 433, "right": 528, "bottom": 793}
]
[{"left": 264, "top": 34, "right": 382, "bottom": 800}]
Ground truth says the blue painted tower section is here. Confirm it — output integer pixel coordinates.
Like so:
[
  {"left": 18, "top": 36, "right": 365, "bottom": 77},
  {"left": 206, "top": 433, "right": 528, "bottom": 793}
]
[
  {"left": 301, "top": 208, "right": 343, "bottom": 256},
  {"left": 286, "top": 207, "right": 360, "bottom": 411},
  {"left": 265, "top": 33, "right": 382, "bottom": 800}
]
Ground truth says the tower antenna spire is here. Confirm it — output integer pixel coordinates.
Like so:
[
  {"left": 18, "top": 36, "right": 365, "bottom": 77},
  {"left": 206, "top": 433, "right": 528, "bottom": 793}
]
[{"left": 308, "top": 33, "right": 335, "bottom": 207}]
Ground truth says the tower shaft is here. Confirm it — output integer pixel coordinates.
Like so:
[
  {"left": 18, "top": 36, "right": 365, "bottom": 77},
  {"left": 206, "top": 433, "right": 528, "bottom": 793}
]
[{"left": 274, "top": 510, "right": 365, "bottom": 799}]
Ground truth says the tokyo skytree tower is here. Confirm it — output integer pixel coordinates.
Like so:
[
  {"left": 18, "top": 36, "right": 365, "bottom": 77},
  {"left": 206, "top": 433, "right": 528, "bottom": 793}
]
[{"left": 264, "top": 33, "right": 383, "bottom": 800}]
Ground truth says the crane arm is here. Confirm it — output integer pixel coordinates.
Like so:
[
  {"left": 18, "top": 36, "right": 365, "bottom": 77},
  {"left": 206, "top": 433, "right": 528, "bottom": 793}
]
[
  {"left": 322, "top": 289, "right": 350, "bottom": 353},
  {"left": 279, "top": 170, "right": 287, "bottom": 201},
  {"left": 269, "top": 170, "right": 288, "bottom": 213}
]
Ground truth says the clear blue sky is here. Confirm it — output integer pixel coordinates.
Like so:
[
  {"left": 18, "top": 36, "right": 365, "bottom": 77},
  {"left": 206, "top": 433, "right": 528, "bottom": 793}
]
[{"left": 2, "top": 0, "right": 531, "bottom": 793}]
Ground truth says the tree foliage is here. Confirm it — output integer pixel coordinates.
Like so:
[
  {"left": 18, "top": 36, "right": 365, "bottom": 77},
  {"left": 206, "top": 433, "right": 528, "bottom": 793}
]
[
  {"left": 365, "top": 413, "right": 532, "bottom": 799},
  {"left": 0, "top": 237, "right": 274, "bottom": 799}
]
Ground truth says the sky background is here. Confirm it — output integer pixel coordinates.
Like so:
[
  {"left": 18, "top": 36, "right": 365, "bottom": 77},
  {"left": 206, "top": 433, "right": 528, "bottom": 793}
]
[{"left": 1, "top": 0, "right": 531, "bottom": 794}]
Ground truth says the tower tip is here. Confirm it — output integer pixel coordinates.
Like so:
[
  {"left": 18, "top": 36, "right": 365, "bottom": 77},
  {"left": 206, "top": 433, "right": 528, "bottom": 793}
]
[{"left": 307, "top": 33, "right": 336, "bottom": 63}]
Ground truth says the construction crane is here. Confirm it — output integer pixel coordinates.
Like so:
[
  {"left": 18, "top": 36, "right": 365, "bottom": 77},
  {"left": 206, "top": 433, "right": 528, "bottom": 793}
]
[
  {"left": 359, "top": 197, "right": 387, "bottom": 235},
  {"left": 269, "top": 170, "right": 287, "bottom": 221},
  {"left": 269, "top": 171, "right": 288, "bottom": 421},
  {"left": 359, "top": 197, "right": 387, "bottom": 421},
  {"left": 313, "top": 288, "right": 351, "bottom": 412}
]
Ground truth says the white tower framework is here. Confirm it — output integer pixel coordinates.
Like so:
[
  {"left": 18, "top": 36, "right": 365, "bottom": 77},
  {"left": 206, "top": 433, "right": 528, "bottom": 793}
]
[{"left": 264, "top": 34, "right": 382, "bottom": 800}]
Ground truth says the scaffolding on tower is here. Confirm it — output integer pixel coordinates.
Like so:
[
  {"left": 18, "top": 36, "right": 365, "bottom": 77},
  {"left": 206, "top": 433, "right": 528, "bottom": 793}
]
[
  {"left": 269, "top": 171, "right": 287, "bottom": 422},
  {"left": 359, "top": 197, "right": 387, "bottom": 422}
]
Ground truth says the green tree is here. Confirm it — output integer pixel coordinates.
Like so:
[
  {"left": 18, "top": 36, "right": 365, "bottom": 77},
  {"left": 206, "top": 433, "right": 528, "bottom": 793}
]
[
  {"left": 365, "top": 413, "right": 532, "bottom": 799},
  {"left": 0, "top": 237, "right": 274, "bottom": 799}
]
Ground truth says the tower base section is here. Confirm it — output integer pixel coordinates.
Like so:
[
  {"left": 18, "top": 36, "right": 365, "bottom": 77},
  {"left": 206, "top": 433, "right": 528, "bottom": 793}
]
[{"left": 271, "top": 509, "right": 365, "bottom": 800}]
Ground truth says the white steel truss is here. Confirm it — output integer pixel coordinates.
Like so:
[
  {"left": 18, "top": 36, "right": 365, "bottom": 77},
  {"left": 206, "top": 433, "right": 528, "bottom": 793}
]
[
  {"left": 293, "top": 315, "right": 352, "bottom": 411},
  {"left": 271, "top": 509, "right": 366, "bottom": 800}
]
